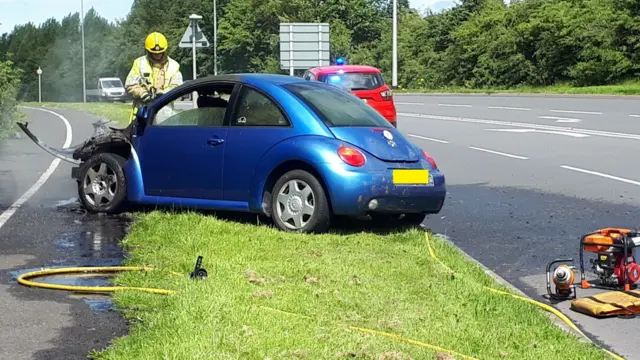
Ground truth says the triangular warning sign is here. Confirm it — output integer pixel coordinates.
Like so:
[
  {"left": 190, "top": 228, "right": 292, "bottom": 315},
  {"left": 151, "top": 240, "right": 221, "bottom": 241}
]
[{"left": 179, "top": 23, "right": 209, "bottom": 48}]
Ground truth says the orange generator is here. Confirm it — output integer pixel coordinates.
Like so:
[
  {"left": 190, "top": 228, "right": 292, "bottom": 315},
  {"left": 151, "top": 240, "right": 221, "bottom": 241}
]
[{"left": 547, "top": 228, "right": 640, "bottom": 300}]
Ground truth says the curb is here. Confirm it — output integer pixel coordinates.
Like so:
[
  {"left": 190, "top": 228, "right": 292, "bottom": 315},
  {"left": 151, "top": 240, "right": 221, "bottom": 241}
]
[
  {"left": 431, "top": 231, "right": 590, "bottom": 343},
  {"left": 394, "top": 92, "right": 640, "bottom": 100}
]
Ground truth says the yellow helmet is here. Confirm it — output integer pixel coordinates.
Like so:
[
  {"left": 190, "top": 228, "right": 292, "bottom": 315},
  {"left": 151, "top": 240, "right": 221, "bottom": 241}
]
[{"left": 145, "top": 32, "right": 168, "bottom": 54}]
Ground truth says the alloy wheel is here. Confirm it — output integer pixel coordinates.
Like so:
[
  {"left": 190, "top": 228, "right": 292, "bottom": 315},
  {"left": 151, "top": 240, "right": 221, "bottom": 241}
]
[{"left": 275, "top": 179, "right": 316, "bottom": 230}]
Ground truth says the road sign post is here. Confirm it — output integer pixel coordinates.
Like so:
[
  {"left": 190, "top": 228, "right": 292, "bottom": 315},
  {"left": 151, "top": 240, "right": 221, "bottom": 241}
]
[
  {"left": 392, "top": 0, "right": 398, "bottom": 88},
  {"left": 213, "top": 0, "right": 218, "bottom": 75},
  {"left": 180, "top": 14, "right": 209, "bottom": 108},
  {"left": 279, "top": 23, "right": 330, "bottom": 76}
]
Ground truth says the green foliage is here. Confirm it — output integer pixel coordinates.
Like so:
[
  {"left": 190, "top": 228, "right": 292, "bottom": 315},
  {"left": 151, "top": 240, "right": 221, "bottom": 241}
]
[
  {"left": 1, "top": 0, "right": 640, "bottom": 100},
  {"left": 0, "top": 60, "right": 23, "bottom": 138}
]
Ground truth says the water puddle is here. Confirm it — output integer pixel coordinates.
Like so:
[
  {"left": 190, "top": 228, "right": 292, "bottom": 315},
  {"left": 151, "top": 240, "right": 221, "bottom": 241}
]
[
  {"left": 69, "top": 293, "right": 114, "bottom": 312},
  {"left": 53, "top": 197, "right": 79, "bottom": 208},
  {"left": 8, "top": 268, "right": 117, "bottom": 311},
  {"left": 8, "top": 203, "right": 132, "bottom": 312}
]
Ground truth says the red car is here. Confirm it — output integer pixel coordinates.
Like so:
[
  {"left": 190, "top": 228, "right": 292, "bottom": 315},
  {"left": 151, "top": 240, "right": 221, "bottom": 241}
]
[{"left": 302, "top": 62, "right": 398, "bottom": 127}]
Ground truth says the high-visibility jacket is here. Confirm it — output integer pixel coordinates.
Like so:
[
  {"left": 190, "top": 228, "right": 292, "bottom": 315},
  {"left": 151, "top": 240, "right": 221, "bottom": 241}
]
[{"left": 125, "top": 55, "right": 183, "bottom": 123}]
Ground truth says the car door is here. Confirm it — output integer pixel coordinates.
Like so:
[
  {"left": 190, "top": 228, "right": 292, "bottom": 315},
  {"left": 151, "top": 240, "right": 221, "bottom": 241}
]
[
  {"left": 223, "top": 84, "right": 294, "bottom": 203},
  {"left": 134, "top": 83, "right": 238, "bottom": 200}
]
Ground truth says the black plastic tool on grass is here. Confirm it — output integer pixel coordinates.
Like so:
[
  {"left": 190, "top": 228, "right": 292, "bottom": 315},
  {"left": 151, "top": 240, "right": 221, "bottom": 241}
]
[{"left": 190, "top": 256, "right": 208, "bottom": 280}]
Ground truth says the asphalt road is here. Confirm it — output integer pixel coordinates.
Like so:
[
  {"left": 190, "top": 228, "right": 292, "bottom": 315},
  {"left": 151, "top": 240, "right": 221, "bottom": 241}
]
[
  {"left": 3, "top": 94, "right": 640, "bottom": 359},
  {"left": 394, "top": 93, "right": 640, "bottom": 360},
  {"left": 0, "top": 108, "right": 128, "bottom": 360}
]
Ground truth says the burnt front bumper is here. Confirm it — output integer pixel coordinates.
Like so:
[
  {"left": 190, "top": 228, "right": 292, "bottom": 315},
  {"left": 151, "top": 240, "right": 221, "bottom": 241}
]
[{"left": 71, "top": 166, "right": 79, "bottom": 179}]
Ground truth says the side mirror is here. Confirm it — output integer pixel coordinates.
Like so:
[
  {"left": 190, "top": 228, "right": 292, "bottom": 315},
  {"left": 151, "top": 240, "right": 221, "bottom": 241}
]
[
  {"left": 133, "top": 105, "right": 149, "bottom": 136},
  {"left": 136, "top": 105, "right": 148, "bottom": 124}
]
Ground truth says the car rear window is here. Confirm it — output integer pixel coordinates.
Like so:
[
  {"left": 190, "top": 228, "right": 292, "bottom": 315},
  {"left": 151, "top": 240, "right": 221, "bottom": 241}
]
[
  {"left": 282, "top": 82, "right": 393, "bottom": 128},
  {"left": 318, "top": 72, "right": 384, "bottom": 91}
]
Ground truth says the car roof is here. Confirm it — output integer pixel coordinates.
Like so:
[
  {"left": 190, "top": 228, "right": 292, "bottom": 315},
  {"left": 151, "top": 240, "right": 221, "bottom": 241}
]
[
  {"left": 181, "top": 73, "right": 308, "bottom": 88},
  {"left": 308, "top": 65, "right": 381, "bottom": 74}
]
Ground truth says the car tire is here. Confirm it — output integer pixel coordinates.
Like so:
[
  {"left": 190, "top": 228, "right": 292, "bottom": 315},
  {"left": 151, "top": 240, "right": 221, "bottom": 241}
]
[
  {"left": 77, "top": 152, "right": 128, "bottom": 214},
  {"left": 271, "top": 170, "right": 331, "bottom": 233}
]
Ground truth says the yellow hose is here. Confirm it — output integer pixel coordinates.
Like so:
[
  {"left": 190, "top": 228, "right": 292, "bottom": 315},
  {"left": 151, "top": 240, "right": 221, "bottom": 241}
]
[
  {"left": 257, "top": 305, "right": 480, "bottom": 360},
  {"left": 16, "top": 266, "right": 179, "bottom": 295},
  {"left": 18, "top": 264, "right": 480, "bottom": 359},
  {"left": 14, "top": 231, "right": 625, "bottom": 360},
  {"left": 423, "top": 232, "right": 625, "bottom": 360}
]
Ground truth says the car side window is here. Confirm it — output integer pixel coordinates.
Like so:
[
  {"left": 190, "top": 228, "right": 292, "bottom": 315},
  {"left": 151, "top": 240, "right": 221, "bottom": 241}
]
[
  {"left": 231, "top": 87, "right": 290, "bottom": 127},
  {"left": 153, "top": 89, "right": 230, "bottom": 127}
]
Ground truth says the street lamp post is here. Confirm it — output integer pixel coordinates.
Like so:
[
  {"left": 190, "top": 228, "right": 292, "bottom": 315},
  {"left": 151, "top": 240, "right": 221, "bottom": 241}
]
[
  {"left": 36, "top": 67, "right": 42, "bottom": 103},
  {"left": 392, "top": 0, "right": 398, "bottom": 89},
  {"left": 213, "top": 0, "right": 217, "bottom": 75},
  {"left": 190, "top": 14, "right": 203, "bottom": 108},
  {"left": 80, "top": 0, "right": 86, "bottom": 103}
]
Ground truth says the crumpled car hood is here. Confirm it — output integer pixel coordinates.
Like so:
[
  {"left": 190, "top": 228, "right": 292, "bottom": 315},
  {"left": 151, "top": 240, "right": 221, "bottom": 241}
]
[{"left": 17, "top": 118, "right": 132, "bottom": 165}]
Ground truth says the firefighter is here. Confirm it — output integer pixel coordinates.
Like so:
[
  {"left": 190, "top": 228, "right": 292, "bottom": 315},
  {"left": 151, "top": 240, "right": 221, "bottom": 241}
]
[{"left": 125, "top": 31, "right": 184, "bottom": 123}]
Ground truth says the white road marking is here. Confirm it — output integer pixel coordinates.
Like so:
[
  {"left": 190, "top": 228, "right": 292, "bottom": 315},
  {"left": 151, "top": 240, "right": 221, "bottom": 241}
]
[
  {"left": 561, "top": 165, "right": 640, "bottom": 186},
  {"left": 488, "top": 106, "right": 530, "bottom": 111},
  {"left": 630, "top": 115, "right": 640, "bottom": 118},
  {"left": 485, "top": 128, "right": 590, "bottom": 138},
  {"left": 550, "top": 109, "right": 602, "bottom": 115},
  {"left": 538, "top": 116, "right": 582, "bottom": 123},
  {"left": 555, "top": 119, "right": 582, "bottom": 123},
  {"left": 407, "top": 134, "right": 449, "bottom": 143},
  {"left": 0, "top": 107, "right": 73, "bottom": 230},
  {"left": 395, "top": 102, "right": 425, "bottom": 105},
  {"left": 468, "top": 146, "right": 529, "bottom": 160},
  {"left": 397, "top": 112, "right": 640, "bottom": 140},
  {"left": 438, "top": 103, "right": 472, "bottom": 108}
]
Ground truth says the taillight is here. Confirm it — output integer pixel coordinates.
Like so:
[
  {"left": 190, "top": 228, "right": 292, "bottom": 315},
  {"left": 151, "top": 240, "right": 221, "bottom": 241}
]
[
  {"left": 422, "top": 150, "right": 438, "bottom": 169},
  {"left": 380, "top": 89, "right": 393, "bottom": 101},
  {"left": 338, "top": 145, "right": 366, "bottom": 167}
]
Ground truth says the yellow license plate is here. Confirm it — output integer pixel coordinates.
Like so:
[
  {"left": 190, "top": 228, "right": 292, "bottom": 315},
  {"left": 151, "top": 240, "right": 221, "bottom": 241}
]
[{"left": 392, "top": 169, "right": 430, "bottom": 184}]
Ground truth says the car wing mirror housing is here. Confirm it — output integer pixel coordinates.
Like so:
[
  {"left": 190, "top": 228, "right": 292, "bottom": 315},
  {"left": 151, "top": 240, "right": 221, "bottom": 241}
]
[
  {"left": 134, "top": 105, "right": 149, "bottom": 135},
  {"left": 136, "top": 105, "right": 149, "bottom": 124}
]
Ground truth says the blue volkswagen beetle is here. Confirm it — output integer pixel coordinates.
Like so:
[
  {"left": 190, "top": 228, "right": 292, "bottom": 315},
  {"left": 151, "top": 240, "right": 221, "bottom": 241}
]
[{"left": 18, "top": 74, "right": 446, "bottom": 233}]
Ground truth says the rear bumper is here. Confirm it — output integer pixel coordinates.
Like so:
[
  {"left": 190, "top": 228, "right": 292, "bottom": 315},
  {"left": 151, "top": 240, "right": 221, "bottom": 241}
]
[{"left": 319, "top": 164, "right": 446, "bottom": 216}]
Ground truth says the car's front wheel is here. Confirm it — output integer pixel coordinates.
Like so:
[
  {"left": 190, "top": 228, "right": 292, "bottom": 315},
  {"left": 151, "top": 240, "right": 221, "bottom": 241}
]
[
  {"left": 77, "top": 152, "right": 128, "bottom": 214},
  {"left": 271, "top": 170, "right": 331, "bottom": 233}
]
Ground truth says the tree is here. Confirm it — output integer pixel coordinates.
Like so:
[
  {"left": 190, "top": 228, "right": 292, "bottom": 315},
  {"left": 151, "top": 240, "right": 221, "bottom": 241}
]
[{"left": 1, "top": 0, "right": 638, "bottom": 100}]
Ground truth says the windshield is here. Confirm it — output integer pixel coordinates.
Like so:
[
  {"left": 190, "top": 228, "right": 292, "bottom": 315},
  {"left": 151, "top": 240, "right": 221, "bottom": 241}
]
[
  {"left": 101, "top": 80, "right": 123, "bottom": 88},
  {"left": 282, "top": 82, "right": 393, "bottom": 128},
  {"left": 318, "top": 72, "right": 384, "bottom": 91}
]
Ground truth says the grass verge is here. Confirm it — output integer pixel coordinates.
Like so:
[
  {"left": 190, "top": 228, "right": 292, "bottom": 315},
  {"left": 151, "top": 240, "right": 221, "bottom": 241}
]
[
  {"left": 22, "top": 101, "right": 131, "bottom": 126},
  {"left": 0, "top": 108, "right": 25, "bottom": 140},
  {"left": 397, "top": 80, "right": 640, "bottom": 96},
  {"left": 91, "top": 212, "right": 606, "bottom": 360}
]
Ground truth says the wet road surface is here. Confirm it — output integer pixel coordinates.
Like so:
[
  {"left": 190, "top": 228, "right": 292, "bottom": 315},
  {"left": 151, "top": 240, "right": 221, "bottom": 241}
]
[
  {"left": 4, "top": 96, "right": 640, "bottom": 359},
  {"left": 0, "top": 107, "right": 128, "bottom": 360},
  {"left": 394, "top": 94, "right": 640, "bottom": 360}
]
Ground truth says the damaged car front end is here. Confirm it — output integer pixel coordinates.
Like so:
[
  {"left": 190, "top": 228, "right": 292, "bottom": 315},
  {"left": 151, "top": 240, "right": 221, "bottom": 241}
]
[
  {"left": 17, "top": 118, "right": 135, "bottom": 179},
  {"left": 16, "top": 108, "right": 142, "bottom": 215}
]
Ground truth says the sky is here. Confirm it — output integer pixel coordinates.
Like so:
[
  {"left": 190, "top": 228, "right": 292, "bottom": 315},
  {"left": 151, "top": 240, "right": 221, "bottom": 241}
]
[{"left": 0, "top": 0, "right": 457, "bottom": 35}]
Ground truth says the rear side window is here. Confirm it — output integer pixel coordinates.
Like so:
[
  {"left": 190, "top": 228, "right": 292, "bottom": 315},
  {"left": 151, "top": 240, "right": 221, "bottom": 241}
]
[
  {"left": 318, "top": 72, "right": 384, "bottom": 91},
  {"left": 282, "top": 82, "right": 392, "bottom": 128}
]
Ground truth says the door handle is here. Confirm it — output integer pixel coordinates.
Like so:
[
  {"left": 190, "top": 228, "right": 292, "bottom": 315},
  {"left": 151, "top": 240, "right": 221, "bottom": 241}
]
[{"left": 207, "top": 137, "right": 224, "bottom": 146}]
